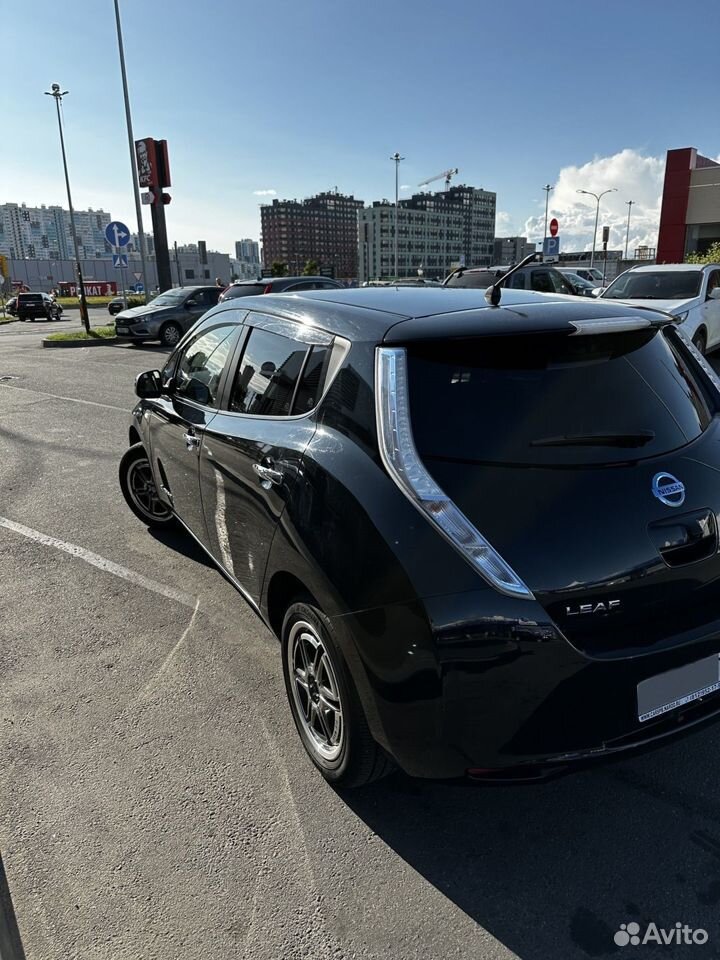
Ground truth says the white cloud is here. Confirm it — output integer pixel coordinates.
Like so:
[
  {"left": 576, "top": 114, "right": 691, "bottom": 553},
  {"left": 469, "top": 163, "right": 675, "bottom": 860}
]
[
  {"left": 400, "top": 184, "right": 411, "bottom": 191},
  {"left": 253, "top": 189, "right": 277, "bottom": 196},
  {"left": 524, "top": 149, "right": 664, "bottom": 254},
  {"left": 495, "top": 210, "right": 516, "bottom": 235}
]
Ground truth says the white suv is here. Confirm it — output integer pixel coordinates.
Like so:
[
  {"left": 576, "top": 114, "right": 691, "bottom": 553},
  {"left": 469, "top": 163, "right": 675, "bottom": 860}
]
[{"left": 599, "top": 263, "right": 720, "bottom": 354}]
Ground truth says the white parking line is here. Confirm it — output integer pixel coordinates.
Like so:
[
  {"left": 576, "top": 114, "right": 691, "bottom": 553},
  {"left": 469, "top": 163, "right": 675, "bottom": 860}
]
[
  {"left": 0, "top": 516, "right": 196, "bottom": 608},
  {"left": 0, "top": 382, "right": 127, "bottom": 412}
]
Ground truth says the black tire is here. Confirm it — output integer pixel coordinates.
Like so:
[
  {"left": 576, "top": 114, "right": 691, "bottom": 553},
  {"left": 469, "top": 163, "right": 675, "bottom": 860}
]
[
  {"left": 119, "top": 443, "right": 174, "bottom": 528},
  {"left": 159, "top": 322, "right": 183, "bottom": 348},
  {"left": 692, "top": 329, "right": 707, "bottom": 355},
  {"left": 281, "top": 600, "right": 394, "bottom": 788}
]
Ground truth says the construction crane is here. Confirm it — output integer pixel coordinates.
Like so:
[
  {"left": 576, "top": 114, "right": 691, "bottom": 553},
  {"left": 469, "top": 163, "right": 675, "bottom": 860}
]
[{"left": 418, "top": 167, "right": 459, "bottom": 191}]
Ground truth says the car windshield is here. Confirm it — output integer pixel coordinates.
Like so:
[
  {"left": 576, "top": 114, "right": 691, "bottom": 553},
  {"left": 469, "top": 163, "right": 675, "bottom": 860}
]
[
  {"left": 603, "top": 270, "right": 702, "bottom": 300},
  {"left": 151, "top": 291, "right": 188, "bottom": 306}
]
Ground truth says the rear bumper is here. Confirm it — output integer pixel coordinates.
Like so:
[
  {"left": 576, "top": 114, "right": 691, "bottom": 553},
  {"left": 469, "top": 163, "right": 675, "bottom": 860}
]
[{"left": 337, "top": 590, "right": 720, "bottom": 779}]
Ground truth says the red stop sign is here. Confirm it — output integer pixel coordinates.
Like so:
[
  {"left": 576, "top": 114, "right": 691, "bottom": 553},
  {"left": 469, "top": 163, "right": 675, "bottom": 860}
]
[{"left": 549, "top": 218, "right": 559, "bottom": 237}]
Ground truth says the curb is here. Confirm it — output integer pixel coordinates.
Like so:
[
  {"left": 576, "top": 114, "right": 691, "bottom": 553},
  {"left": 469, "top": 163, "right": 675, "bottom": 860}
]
[{"left": 42, "top": 337, "right": 118, "bottom": 349}]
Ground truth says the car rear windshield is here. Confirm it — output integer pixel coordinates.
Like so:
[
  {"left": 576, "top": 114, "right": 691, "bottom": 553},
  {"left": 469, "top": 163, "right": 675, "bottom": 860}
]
[
  {"left": 603, "top": 270, "right": 702, "bottom": 300},
  {"left": 18, "top": 294, "right": 42, "bottom": 303},
  {"left": 407, "top": 329, "right": 714, "bottom": 466},
  {"left": 444, "top": 270, "right": 499, "bottom": 288},
  {"left": 222, "top": 284, "right": 267, "bottom": 299}
]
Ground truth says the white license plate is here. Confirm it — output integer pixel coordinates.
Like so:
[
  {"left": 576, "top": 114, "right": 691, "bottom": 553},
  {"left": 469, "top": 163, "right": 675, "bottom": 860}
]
[
  {"left": 116, "top": 326, "right": 129, "bottom": 334},
  {"left": 637, "top": 654, "right": 720, "bottom": 723}
]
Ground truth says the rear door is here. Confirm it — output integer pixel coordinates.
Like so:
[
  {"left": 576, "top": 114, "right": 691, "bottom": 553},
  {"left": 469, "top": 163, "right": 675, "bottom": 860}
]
[
  {"left": 404, "top": 324, "right": 720, "bottom": 658},
  {"left": 147, "top": 320, "right": 240, "bottom": 545},
  {"left": 199, "top": 313, "right": 335, "bottom": 603}
]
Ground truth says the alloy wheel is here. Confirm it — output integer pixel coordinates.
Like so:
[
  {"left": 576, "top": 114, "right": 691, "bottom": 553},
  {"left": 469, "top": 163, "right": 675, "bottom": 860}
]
[
  {"left": 287, "top": 619, "right": 344, "bottom": 761},
  {"left": 126, "top": 457, "right": 171, "bottom": 521}
]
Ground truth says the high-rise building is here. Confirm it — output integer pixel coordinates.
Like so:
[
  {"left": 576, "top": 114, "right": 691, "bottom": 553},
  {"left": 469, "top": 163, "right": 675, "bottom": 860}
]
[
  {"left": 358, "top": 185, "right": 496, "bottom": 281},
  {"left": 0, "top": 202, "right": 112, "bottom": 260},
  {"left": 493, "top": 236, "right": 536, "bottom": 265},
  {"left": 261, "top": 191, "right": 364, "bottom": 278},
  {"left": 234, "top": 238, "right": 261, "bottom": 279}
]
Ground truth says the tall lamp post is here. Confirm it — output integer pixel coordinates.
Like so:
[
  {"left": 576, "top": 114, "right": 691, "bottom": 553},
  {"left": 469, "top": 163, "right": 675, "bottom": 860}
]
[
  {"left": 576, "top": 187, "right": 616, "bottom": 269},
  {"left": 624, "top": 199, "right": 634, "bottom": 260},
  {"left": 113, "top": 0, "right": 149, "bottom": 303},
  {"left": 542, "top": 184, "right": 553, "bottom": 241},
  {"left": 390, "top": 152, "right": 404, "bottom": 279},
  {"left": 45, "top": 84, "right": 90, "bottom": 333}
]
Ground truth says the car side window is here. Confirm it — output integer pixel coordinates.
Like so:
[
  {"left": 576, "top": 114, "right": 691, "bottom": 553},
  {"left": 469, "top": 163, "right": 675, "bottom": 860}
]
[
  {"left": 191, "top": 289, "right": 215, "bottom": 308},
  {"left": 508, "top": 272, "right": 525, "bottom": 289},
  {"left": 174, "top": 326, "right": 236, "bottom": 407},
  {"left": 706, "top": 271, "right": 720, "bottom": 297},
  {"left": 550, "top": 272, "right": 573, "bottom": 294},
  {"left": 531, "top": 270, "right": 554, "bottom": 293},
  {"left": 293, "top": 344, "right": 332, "bottom": 413},
  {"left": 229, "top": 327, "right": 310, "bottom": 417}
]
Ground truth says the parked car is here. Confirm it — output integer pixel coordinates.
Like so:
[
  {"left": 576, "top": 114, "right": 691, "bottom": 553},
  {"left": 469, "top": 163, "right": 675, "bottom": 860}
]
[
  {"left": 119, "top": 285, "right": 720, "bottom": 786},
  {"left": 444, "top": 263, "right": 579, "bottom": 295},
  {"left": 114, "top": 286, "right": 221, "bottom": 346},
  {"left": 558, "top": 269, "right": 599, "bottom": 297},
  {"left": 599, "top": 263, "right": 720, "bottom": 353},
  {"left": 218, "top": 276, "right": 343, "bottom": 303},
  {"left": 16, "top": 292, "right": 62, "bottom": 321},
  {"left": 571, "top": 266, "right": 605, "bottom": 285},
  {"left": 108, "top": 296, "right": 127, "bottom": 316}
]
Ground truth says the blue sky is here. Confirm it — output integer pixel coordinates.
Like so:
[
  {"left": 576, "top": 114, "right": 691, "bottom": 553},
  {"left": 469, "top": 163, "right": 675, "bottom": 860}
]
[{"left": 4, "top": 0, "right": 719, "bottom": 254}]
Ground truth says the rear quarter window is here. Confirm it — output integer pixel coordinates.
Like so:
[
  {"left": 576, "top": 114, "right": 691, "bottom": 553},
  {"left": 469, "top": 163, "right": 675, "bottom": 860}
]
[{"left": 407, "top": 329, "right": 713, "bottom": 467}]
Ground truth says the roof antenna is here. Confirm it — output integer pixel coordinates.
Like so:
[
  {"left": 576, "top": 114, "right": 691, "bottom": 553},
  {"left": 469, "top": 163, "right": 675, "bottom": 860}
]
[{"left": 485, "top": 252, "right": 540, "bottom": 306}]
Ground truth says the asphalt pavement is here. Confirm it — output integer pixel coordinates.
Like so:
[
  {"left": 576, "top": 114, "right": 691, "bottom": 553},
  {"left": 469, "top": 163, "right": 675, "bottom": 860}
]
[{"left": 2, "top": 319, "right": 720, "bottom": 959}]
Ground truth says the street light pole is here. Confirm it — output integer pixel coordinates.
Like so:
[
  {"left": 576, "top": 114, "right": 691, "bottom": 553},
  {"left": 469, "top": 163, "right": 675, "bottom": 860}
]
[
  {"left": 576, "top": 187, "right": 617, "bottom": 268},
  {"left": 113, "top": 0, "right": 149, "bottom": 303},
  {"left": 390, "top": 152, "right": 404, "bottom": 279},
  {"left": 624, "top": 199, "right": 634, "bottom": 260},
  {"left": 45, "top": 84, "right": 90, "bottom": 333},
  {"left": 542, "top": 184, "right": 552, "bottom": 241}
]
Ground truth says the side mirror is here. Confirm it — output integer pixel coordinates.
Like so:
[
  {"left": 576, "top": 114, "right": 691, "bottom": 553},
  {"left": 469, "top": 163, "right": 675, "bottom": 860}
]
[
  {"left": 185, "top": 298, "right": 198, "bottom": 309},
  {"left": 591, "top": 287, "right": 604, "bottom": 297},
  {"left": 135, "top": 369, "right": 163, "bottom": 399},
  {"left": 708, "top": 288, "right": 720, "bottom": 301}
]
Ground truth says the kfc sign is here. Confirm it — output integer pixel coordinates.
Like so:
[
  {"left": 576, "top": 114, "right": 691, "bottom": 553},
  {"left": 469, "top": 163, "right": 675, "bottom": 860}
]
[{"left": 135, "top": 138, "right": 171, "bottom": 189}]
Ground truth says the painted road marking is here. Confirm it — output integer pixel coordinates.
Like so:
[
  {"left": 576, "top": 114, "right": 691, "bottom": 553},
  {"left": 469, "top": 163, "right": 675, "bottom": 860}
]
[
  {"left": 0, "top": 382, "right": 127, "bottom": 413},
  {"left": 0, "top": 517, "right": 196, "bottom": 609}
]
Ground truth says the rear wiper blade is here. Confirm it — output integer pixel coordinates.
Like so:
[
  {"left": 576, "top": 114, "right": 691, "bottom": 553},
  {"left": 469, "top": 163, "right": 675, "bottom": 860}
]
[{"left": 530, "top": 431, "right": 656, "bottom": 448}]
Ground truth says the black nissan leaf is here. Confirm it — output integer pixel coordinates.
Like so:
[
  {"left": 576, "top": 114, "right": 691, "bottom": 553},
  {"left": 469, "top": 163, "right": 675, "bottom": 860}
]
[{"left": 119, "top": 283, "right": 720, "bottom": 786}]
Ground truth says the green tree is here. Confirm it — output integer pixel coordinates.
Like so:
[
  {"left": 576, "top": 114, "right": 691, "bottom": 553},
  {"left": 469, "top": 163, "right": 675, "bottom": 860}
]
[
  {"left": 686, "top": 242, "right": 720, "bottom": 265},
  {"left": 303, "top": 259, "right": 320, "bottom": 276},
  {"left": 271, "top": 261, "right": 288, "bottom": 277}
]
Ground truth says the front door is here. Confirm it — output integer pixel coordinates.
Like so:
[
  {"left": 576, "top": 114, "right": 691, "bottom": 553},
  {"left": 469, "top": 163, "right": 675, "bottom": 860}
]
[
  {"left": 148, "top": 322, "right": 239, "bottom": 546},
  {"left": 200, "top": 315, "right": 334, "bottom": 603},
  {"left": 180, "top": 288, "right": 221, "bottom": 334}
]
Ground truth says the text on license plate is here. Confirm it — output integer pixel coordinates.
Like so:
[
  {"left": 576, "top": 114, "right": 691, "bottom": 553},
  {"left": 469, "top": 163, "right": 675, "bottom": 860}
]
[{"left": 637, "top": 654, "right": 720, "bottom": 723}]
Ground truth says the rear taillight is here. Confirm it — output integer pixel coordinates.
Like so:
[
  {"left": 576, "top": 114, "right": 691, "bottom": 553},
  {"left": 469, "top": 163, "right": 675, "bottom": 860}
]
[
  {"left": 375, "top": 347, "right": 533, "bottom": 599},
  {"left": 263, "top": 283, "right": 273, "bottom": 294}
]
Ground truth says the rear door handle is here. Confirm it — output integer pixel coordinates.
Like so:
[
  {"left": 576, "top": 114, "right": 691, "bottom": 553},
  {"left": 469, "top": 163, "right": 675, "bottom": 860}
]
[
  {"left": 252, "top": 462, "right": 283, "bottom": 487},
  {"left": 183, "top": 432, "right": 200, "bottom": 449}
]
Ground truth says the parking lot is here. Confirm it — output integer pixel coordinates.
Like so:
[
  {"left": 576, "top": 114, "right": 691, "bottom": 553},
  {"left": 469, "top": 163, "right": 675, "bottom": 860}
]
[{"left": 3, "top": 317, "right": 720, "bottom": 960}]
